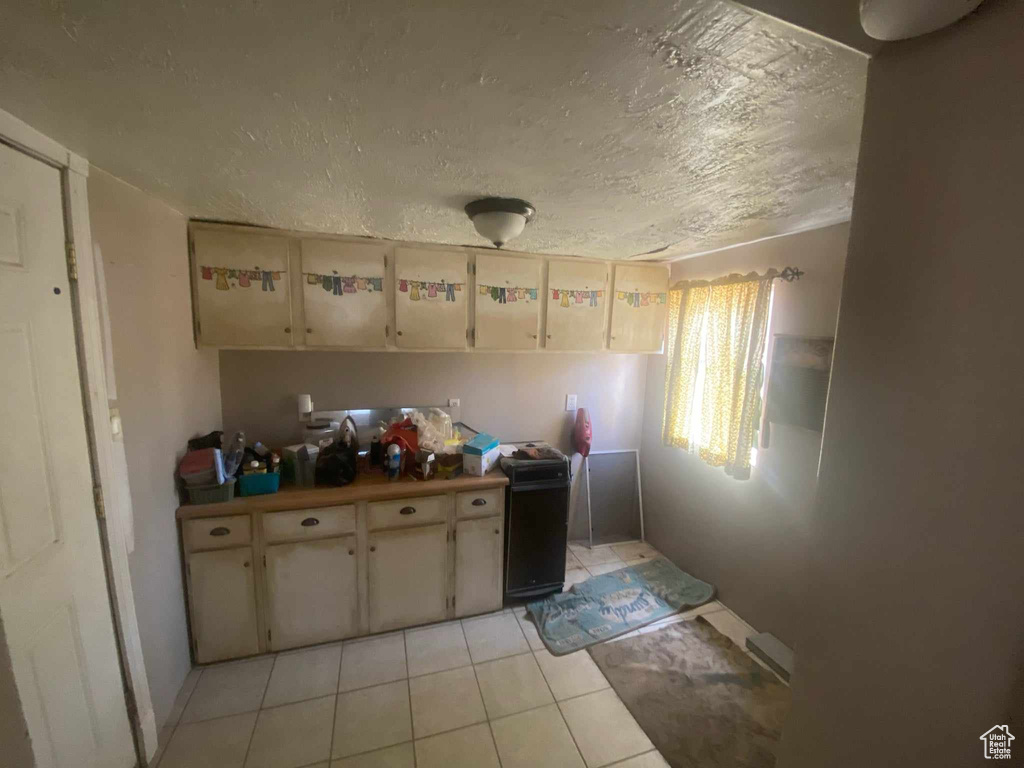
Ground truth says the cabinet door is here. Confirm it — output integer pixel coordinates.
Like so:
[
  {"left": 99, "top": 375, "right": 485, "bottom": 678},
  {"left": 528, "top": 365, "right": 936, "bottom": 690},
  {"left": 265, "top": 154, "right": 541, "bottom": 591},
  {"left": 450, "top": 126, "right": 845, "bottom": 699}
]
[
  {"left": 265, "top": 536, "right": 358, "bottom": 650},
  {"left": 300, "top": 239, "right": 388, "bottom": 348},
  {"left": 192, "top": 226, "right": 293, "bottom": 347},
  {"left": 609, "top": 264, "right": 670, "bottom": 352},
  {"left": 368, "top": 524, "right": 447, "bottom": 632},
  {"left": 189, "top": 547, "right": 259, "bottom": 663},
  {"left": 455, "top": 516, "right": 503, "bottom": 618},
  {"left": 545, "top": 260, "right": 608, "bottom": 351},
  {"left": 474, "top": 253, "right": 541, "bottom": 349},
  {"left": 394, "top": 248, "right": 467, "bottom": 349}
]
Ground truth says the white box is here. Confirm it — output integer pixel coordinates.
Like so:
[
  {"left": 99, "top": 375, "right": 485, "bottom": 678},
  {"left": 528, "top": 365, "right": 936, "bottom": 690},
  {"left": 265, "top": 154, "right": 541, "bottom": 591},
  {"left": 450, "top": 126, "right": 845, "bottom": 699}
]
[{"left": 463, "top": 445, "right": 500, "bottom": 476}]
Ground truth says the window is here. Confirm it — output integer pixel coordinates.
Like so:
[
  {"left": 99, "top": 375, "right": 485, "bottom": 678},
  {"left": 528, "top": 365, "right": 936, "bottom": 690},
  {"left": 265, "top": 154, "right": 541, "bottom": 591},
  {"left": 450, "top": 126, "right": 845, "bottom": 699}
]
[{"left": 662, "top": 273, "right": 775, "bottom": 479}]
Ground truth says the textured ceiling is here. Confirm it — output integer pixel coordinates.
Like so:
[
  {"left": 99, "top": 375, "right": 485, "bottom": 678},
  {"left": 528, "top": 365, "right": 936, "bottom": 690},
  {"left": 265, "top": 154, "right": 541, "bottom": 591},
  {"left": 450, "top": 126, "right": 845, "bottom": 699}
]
[{"left": 0, "top": 0, "right": 867, "bottom": 260}]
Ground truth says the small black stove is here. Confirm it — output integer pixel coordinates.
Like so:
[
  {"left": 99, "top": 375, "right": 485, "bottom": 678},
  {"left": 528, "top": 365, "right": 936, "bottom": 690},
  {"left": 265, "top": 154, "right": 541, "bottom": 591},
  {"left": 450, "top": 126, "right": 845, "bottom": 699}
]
[{"left": 501, "top": 442, "right": 570, "bottom": 600}]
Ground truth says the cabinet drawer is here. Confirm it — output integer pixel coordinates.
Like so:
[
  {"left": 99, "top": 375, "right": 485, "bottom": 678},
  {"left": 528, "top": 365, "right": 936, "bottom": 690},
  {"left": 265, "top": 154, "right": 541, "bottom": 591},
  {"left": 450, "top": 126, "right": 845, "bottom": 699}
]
[
  {"left": 368, "top": 495, "right": 446, "bottom": 530},
  {"left": 263, "top": 505, "right": 355, "bottom": 543},
  {"left": 184, "top": 515, "right": 251, "bottom": 552},
  {"left": 455, "top": 488, "right": 504, "bottom": 519}
]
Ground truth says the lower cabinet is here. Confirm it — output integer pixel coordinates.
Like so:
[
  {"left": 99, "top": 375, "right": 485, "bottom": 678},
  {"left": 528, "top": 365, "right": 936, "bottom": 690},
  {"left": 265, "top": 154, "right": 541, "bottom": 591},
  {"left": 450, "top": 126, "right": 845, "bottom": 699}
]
[
  {"left": 368, "top": 523, "right": 448, "bottom": 633},
  {"left": 264, "top": 536, "right": 358, "bottom": 650},
  {"left": 189, "top": 547, "right": 259, "bottom": 663},
  {"left": 454, "top": 516, "right": 503, "bottom": 618}
]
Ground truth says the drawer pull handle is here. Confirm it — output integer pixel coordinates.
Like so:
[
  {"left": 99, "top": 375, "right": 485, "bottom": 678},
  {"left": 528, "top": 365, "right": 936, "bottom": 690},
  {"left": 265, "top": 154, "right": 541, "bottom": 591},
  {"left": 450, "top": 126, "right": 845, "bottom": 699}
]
[
  {"left": 209, "top": 527, "right": 230, "bottom": 537},
  {"left": 301, "top": 517, "right": 320, "bottom": 527},
  {"left": 399, "top": 506, "right": 416, "bottom": 515},
  {"left": 471, "top": 498, "right": 487, "bottom": 507},
  {"left": 370, "top": 546, "right": 376, "bottom": 552}
]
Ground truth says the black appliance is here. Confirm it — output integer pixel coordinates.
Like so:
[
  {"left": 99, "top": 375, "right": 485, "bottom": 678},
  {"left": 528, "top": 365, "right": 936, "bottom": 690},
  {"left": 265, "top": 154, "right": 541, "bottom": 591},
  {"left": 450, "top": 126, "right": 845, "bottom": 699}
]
[{"left": 501, "top": 442, "right": 570, "bottom": 600}]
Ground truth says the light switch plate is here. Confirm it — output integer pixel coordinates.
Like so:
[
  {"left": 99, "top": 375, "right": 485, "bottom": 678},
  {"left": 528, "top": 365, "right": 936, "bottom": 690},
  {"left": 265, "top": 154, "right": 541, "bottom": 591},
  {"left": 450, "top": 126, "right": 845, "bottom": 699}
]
[{"left": 565, "top": 394, "right": 577, "bottom": 412}]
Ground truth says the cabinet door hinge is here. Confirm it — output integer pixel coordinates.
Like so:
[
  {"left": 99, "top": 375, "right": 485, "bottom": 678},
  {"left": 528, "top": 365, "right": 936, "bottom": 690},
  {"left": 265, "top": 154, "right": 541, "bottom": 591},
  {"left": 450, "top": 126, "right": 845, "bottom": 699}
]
[
  {"left": 93, "top": 486, "right": 105, "bottom": 519},
  {"left": 263, "top": 554, "right": 267, "bottom": 567},
  {"left": 453, "top": 529, "right": 457, "bottom": 542},
  {"left": 66, "top": 242, "right": 78, "bottom": 281},
  {"left": 383, "top": 254, "right": 388, "bottom": 268},
  {"left": 385, "top": 324, "right": 389, "bottom": 338},
  {"left": 267, "top": 629, "right": 272, "bottom": 643}
]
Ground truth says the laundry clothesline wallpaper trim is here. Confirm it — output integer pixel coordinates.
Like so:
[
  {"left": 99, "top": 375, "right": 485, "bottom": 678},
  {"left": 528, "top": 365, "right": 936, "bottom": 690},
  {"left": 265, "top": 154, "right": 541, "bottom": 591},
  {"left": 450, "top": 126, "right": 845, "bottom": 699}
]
[
  {"left": 398, "top": 278, "right": 465, "bottom": 302},
  {"left": 615, "top": 290, "right": 668, "bottom": 307},
  {"left": 478, "top": 284, "right": 538, "bottom": 304},
  {"left": 201, "top": 265, "right": 285, "bottom": 292},
  {"left": 549, "top": 287, "right": 605, "bottom": 308},
  {"left": 304, "top": 271, "right": 384, "bottom": 296}
]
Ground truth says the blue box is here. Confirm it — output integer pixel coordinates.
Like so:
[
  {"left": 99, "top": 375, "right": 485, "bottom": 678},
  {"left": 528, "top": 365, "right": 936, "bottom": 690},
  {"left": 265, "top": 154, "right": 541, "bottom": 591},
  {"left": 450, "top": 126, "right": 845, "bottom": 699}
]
[
  {"left": 463, "top": 433, "right": 499, "bottom": 456},
  {"left": 239, "top": 472, "right": 281, "bottom": 496}
]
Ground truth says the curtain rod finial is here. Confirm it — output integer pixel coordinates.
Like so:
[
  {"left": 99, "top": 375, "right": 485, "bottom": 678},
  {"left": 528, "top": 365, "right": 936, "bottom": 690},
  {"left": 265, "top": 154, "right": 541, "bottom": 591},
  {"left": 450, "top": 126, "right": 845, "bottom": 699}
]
[{"left": 779, "top": 266, "right": 804, "bottom": 282}]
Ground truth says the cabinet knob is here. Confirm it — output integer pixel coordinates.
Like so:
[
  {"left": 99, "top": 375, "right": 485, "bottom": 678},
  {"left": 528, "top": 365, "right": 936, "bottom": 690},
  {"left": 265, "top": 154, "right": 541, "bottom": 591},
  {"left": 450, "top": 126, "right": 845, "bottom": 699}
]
[
  {"left": 370, "top": 545, "right": 376, "bottom": 552},
  {"left": 397, "top": 330, "right": 403, "bottom": 336},
  {"left": 471, "top": 498, "right": 487, "bottom": 507},
  {"left": 530, "top": 334, "right": 538, "bottom": 339},
  {"left": 284, "top": 326, "right": 291, "bottom": 333},
  {"left": 547, "top": 334, "right": 551, "bottom": 339},
  {"left": 399, "top": 506, "right": 416, "bottom": 516},
  {"left": 306, "top": 327, "right": 313, "bottom": 334},
  {"left": 348, "top": 549, "right": 355, "bottom": 555},
  {"left": 243, "top": 561, "right": 250, "bottom": 568},
  {"left": 494, "top": 528, "right": 500, "bottom": 535}
]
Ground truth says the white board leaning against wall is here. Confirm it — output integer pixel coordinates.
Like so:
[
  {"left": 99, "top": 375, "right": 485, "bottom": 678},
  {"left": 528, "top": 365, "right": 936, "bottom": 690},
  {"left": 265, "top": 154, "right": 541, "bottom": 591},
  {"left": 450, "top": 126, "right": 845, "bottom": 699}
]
[{"left": 475, "top": 253, "right": 542, "bottom": 349}]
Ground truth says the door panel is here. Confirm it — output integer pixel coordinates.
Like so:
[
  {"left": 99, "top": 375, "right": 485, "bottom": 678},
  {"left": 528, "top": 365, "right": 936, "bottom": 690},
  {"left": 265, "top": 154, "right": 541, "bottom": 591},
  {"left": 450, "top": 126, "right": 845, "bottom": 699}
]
[
  {"left": 0, "top": 142, "right": 135, "bottom": 767},
  {"left": 455, "top": 516, "right": 503, "bottom": 617},
  {"left": 265, "top": 536, "right": 358, "bottom": 649},
  {"left": 546, "top": 260, "right": 608, "bottom": 350},
  {"left": 609, "top": 264, "right": 669, "bottom": 352},
  {"left": 394, "top": 248, "right": 467, "bottom": 349},
  {"left": 368, "top": 524, "right": 447, "bottom": 632},
  {"left": 474, "top": 253, "right": 541, "bottom": 349},
  {"left": 300, "top": 239, "right": 387, "bottom": 347},
  {"left": 192, "top": 226, "right": 293, "bottom": 347},
  {"left": 189, "top": 547, "right": 259, "bottom": 663}
]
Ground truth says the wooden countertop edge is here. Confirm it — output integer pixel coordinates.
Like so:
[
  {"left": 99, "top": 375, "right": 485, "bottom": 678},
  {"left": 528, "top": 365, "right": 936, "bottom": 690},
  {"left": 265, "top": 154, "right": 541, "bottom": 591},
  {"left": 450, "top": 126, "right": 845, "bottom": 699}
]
[{"left": 176, "top": 473, "right": 509, "bottom": 519}]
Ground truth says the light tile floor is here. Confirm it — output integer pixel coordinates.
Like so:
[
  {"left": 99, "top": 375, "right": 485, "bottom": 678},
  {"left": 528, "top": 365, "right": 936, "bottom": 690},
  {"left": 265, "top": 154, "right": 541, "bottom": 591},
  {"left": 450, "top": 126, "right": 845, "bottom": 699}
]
[{"left": 154, "top": 542, "right": 781, "bottom": 768}]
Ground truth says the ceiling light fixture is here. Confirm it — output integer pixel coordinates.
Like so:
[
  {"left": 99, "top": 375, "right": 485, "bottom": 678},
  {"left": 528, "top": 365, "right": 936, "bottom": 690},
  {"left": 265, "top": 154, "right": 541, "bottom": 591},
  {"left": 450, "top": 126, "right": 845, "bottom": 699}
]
[
  {"left": 465, "top": 197, "right": 535, "bottom": 249},
  {"left": 860, "top": 0, "right": 985, "bottom": 41}
]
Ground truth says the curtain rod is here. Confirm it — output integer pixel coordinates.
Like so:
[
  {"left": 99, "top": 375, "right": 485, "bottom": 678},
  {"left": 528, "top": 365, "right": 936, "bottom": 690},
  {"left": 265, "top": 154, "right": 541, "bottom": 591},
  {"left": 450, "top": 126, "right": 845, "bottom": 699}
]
[{"left": 670, "top": 265, "right": 804, "bottom": 291}]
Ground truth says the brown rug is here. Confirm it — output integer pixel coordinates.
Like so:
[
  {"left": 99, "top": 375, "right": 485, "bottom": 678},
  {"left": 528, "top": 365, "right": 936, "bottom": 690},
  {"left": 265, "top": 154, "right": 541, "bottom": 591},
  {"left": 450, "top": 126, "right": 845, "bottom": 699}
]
[{"left": 587, "top": 617, "right": 790, "bottom": 768}]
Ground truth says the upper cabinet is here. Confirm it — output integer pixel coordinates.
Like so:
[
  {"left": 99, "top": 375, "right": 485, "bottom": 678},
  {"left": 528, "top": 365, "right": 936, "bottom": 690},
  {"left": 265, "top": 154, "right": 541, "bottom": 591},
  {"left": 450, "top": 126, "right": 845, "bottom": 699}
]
[
  {"left": 545, "top": 260, "right": 608, "bottom": 351},
  {"left": 609, "top": 264, "right": 670, "bottom": 352},
  {"left": 394, "top": 247, "right": 468, "bottom": 349},
  {"left": 474, "top": 253, "right": 541, "bottom": 350},
  {"left": 191, "top": 226, "right": 293, "bottom": 347},
  {"left": 300, "top": 239, "right": 387, "bottom": 348}
]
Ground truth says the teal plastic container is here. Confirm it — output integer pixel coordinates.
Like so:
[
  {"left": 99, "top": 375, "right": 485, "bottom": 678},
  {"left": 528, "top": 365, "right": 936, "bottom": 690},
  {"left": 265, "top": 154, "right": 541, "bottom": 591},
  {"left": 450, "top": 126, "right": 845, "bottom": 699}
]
[{"left": 239, "top": 472, "right": 281, "bottom": 496}]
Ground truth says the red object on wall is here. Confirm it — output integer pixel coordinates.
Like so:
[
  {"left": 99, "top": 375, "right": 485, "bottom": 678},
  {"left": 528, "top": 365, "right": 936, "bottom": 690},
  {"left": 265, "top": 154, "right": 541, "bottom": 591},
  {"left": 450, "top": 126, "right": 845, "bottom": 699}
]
[{"left": 573, "top": 408, "right": 592, "bottom": 457}]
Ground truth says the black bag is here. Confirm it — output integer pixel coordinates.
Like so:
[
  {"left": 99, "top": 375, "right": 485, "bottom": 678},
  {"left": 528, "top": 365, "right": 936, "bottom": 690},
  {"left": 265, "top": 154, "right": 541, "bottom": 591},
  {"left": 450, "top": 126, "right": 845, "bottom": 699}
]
[{"left": 315, "top": 417, "right": 359, "bottom": 486}]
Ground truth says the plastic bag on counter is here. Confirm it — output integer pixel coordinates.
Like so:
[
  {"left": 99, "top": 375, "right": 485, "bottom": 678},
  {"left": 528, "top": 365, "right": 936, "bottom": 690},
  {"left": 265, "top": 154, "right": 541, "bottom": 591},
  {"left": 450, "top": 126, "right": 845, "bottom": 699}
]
[{"left": 407, "top": 408, "right": 457, "bottom": 454}]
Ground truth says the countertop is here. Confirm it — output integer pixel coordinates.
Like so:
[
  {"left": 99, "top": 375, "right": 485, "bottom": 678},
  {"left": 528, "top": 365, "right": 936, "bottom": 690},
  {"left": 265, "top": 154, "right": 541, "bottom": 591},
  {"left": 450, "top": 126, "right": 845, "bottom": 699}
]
[{"left": 176, "top": 469, "right": 508, "bottom": 520}]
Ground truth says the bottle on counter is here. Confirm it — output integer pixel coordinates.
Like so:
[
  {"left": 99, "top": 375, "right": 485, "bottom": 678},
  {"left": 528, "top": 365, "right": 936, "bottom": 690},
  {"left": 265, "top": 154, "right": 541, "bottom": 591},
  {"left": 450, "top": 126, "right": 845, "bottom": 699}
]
[
  {"left": 386, "top": 443, "right": 401, "bottom": 481},
  {"left": 370, "top": 433, "right": 382, "bottom": 467}
]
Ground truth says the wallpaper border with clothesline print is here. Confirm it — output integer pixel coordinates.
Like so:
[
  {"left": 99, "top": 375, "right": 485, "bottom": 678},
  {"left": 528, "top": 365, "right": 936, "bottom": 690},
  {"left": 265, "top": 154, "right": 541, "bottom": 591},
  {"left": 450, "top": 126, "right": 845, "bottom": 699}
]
[
  {"left": 550, "top": 287, "right": 604, "bottom": 308},
  {"left": 615, "top": 290, "right": 667, "bottom": 307},
  {"left": 201, "top": 265, "right": 285, "bottom": 292},
  {"left": 304, "top": 271, "right": 384, "bottom": 296},
  {"left": 398, "top": 278, "right": 465, "bottom": 302},
  {"left": 478, "top": 284, "right": 539, "bottom": 304}
]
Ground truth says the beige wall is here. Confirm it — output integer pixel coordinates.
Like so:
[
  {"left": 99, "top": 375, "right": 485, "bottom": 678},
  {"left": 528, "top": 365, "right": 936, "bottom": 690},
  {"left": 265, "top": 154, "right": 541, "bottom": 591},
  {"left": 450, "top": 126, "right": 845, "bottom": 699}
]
[
  {"left": 87, "top": 169, "right": 221, "bottom": 731},
  {"left": 219, "top": 351, "right": 647, "bottom": 454},
  {"left": 781, "top": 2, "right": 1024, "bottom": 765},
  {"left": 640, "top": 222, "right": 849, "bottom": 647}
]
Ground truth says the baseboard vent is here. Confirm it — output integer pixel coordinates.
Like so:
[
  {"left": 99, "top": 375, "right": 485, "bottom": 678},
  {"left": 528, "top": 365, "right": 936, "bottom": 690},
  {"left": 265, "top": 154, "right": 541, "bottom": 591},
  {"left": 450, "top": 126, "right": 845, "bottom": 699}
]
[{"left": 746, "top": 632, "right": 794, "bottom": 682}]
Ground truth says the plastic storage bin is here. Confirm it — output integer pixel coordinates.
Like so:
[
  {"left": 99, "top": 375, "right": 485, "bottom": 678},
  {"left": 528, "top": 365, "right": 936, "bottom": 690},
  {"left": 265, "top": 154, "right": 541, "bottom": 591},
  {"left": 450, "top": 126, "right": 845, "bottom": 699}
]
[
  {"left": 239, "top": 472, "right": 281, "bottom": 496},
  {"left": 188, "top": 481, "right": 235, "bottom": 504}
]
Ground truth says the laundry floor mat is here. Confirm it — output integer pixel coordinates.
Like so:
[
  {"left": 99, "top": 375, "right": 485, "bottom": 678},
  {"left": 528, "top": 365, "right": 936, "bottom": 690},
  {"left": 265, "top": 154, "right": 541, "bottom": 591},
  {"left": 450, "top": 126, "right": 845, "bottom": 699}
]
[{"left": 526, "top": 558, "right": 715, "bottom": 655}]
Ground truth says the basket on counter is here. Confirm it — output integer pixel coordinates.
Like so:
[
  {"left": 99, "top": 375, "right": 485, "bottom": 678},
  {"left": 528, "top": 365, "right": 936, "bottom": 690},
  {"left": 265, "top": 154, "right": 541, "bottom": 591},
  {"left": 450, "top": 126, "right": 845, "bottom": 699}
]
[
  {"left": 239, "top": 472, "right": 281, "bottom": 497},
  {"left": 188, "top": 481, "right": 236, "bottom": 505}
]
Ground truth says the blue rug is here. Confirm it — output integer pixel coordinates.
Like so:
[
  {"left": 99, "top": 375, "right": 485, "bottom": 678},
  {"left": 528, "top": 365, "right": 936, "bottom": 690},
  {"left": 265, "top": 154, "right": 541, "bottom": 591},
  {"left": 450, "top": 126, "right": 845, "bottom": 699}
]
[{"left": 526, "top": 558, "right": 715, "bottom": 655}]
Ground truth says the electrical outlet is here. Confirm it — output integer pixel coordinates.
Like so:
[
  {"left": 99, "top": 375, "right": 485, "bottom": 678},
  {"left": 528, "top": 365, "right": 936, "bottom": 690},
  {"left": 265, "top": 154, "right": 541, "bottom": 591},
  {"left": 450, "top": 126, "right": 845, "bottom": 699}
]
[
  {"left": 448, "top": 398, "right": 460, "bottom": 408},
  {"left": 565, "top": 394, "right": 577, "bottom": 412}
]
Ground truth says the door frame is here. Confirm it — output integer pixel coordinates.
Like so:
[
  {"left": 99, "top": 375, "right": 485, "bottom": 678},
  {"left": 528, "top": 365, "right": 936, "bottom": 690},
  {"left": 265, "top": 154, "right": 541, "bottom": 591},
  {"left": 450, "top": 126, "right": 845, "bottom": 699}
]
[{"left": 0, "top": 107, "right": 157, "bottom": 763}]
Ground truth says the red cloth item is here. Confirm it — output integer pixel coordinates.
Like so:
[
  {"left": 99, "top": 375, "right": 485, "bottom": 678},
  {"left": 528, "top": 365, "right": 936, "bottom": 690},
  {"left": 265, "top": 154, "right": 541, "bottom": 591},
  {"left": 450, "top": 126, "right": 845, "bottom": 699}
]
[{"left": 573, "top": 408, "right": 592, "bottom": 457}]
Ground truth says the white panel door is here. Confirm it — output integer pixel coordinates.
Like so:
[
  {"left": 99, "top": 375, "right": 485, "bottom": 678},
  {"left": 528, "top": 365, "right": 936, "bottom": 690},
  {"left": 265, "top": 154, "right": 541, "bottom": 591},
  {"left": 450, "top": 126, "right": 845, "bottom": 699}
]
[
  {"left": 192, "top": 226, "right": 293, "bottom": 347},
  {"left": 367, "top": 524, "right": 448, "bottom": 632},
  {"left": 545, "top": 260, "right": 609, "bottom": 350},
  {"left": 454, "top": 516, "right": 503, "bottom": 618},
  {"left": 300, "top": 239, "right": 387, "bottom": 348},
  {"left": 0, "top": 143, "right": 135, "bottom": 767},
  {"left": 188, "top": 547, "right": 260, "bottom": 663},
  {"left": 609, "top": 264, "right": 670, "bottom": 352},
  {"left": 394, "top": 247, "right": 467, "bottom": 349},
  {"left": 265, "top": 536, "right": 359, "bottom": 650},
  {"left": 475, "top": 253, "right": 541, "bottom": 349}
]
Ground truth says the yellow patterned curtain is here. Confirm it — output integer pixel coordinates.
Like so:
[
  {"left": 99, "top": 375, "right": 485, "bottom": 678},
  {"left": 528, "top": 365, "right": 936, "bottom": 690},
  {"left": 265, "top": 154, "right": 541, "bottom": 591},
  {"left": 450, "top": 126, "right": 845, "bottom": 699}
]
[{"left": 662, "top": 273, "right": 774, "bottom": 479}]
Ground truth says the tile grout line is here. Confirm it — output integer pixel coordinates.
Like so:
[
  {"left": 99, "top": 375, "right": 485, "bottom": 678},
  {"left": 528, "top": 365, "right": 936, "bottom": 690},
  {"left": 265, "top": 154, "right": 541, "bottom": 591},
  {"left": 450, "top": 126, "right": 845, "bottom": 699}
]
[
  {"left": 153, "top": 667, "right": 204, "bottom": 767},
  {"left": 530, "top": 643, "right": 590, "bottom": 767},
  {"left": 329, "top": 640, "right": 345, "bottom": 764},
  {"left": 240, "top": 654, "right": 277, "bottom": 767},
  {"left": 464, "top": 619, "right": 505, "bottom": 768},
  {"left": 403, "top": 629, "right": 417, "bottom": 768}
]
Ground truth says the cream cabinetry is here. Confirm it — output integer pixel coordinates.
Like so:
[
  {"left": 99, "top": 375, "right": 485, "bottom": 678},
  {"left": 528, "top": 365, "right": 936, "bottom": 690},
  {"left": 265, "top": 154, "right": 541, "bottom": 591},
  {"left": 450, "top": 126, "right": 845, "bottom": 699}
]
[
  {"left": 609, "top": 263, "right": 670, "bottom": 352},
  {"left": 190, "top": 226, "right": 294, "bottom": 347},
  {"left": 178, "top": 477, "right": 507, "bottom": 663},
  {"left": 474, "top": 253, "right": 542, "bottom": 349},
  {"left": 545, "top": 259, "right": 609, "bottom": 351},
  {"left": 394, "top": 247, "right": 468, "bottom": 349}
]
